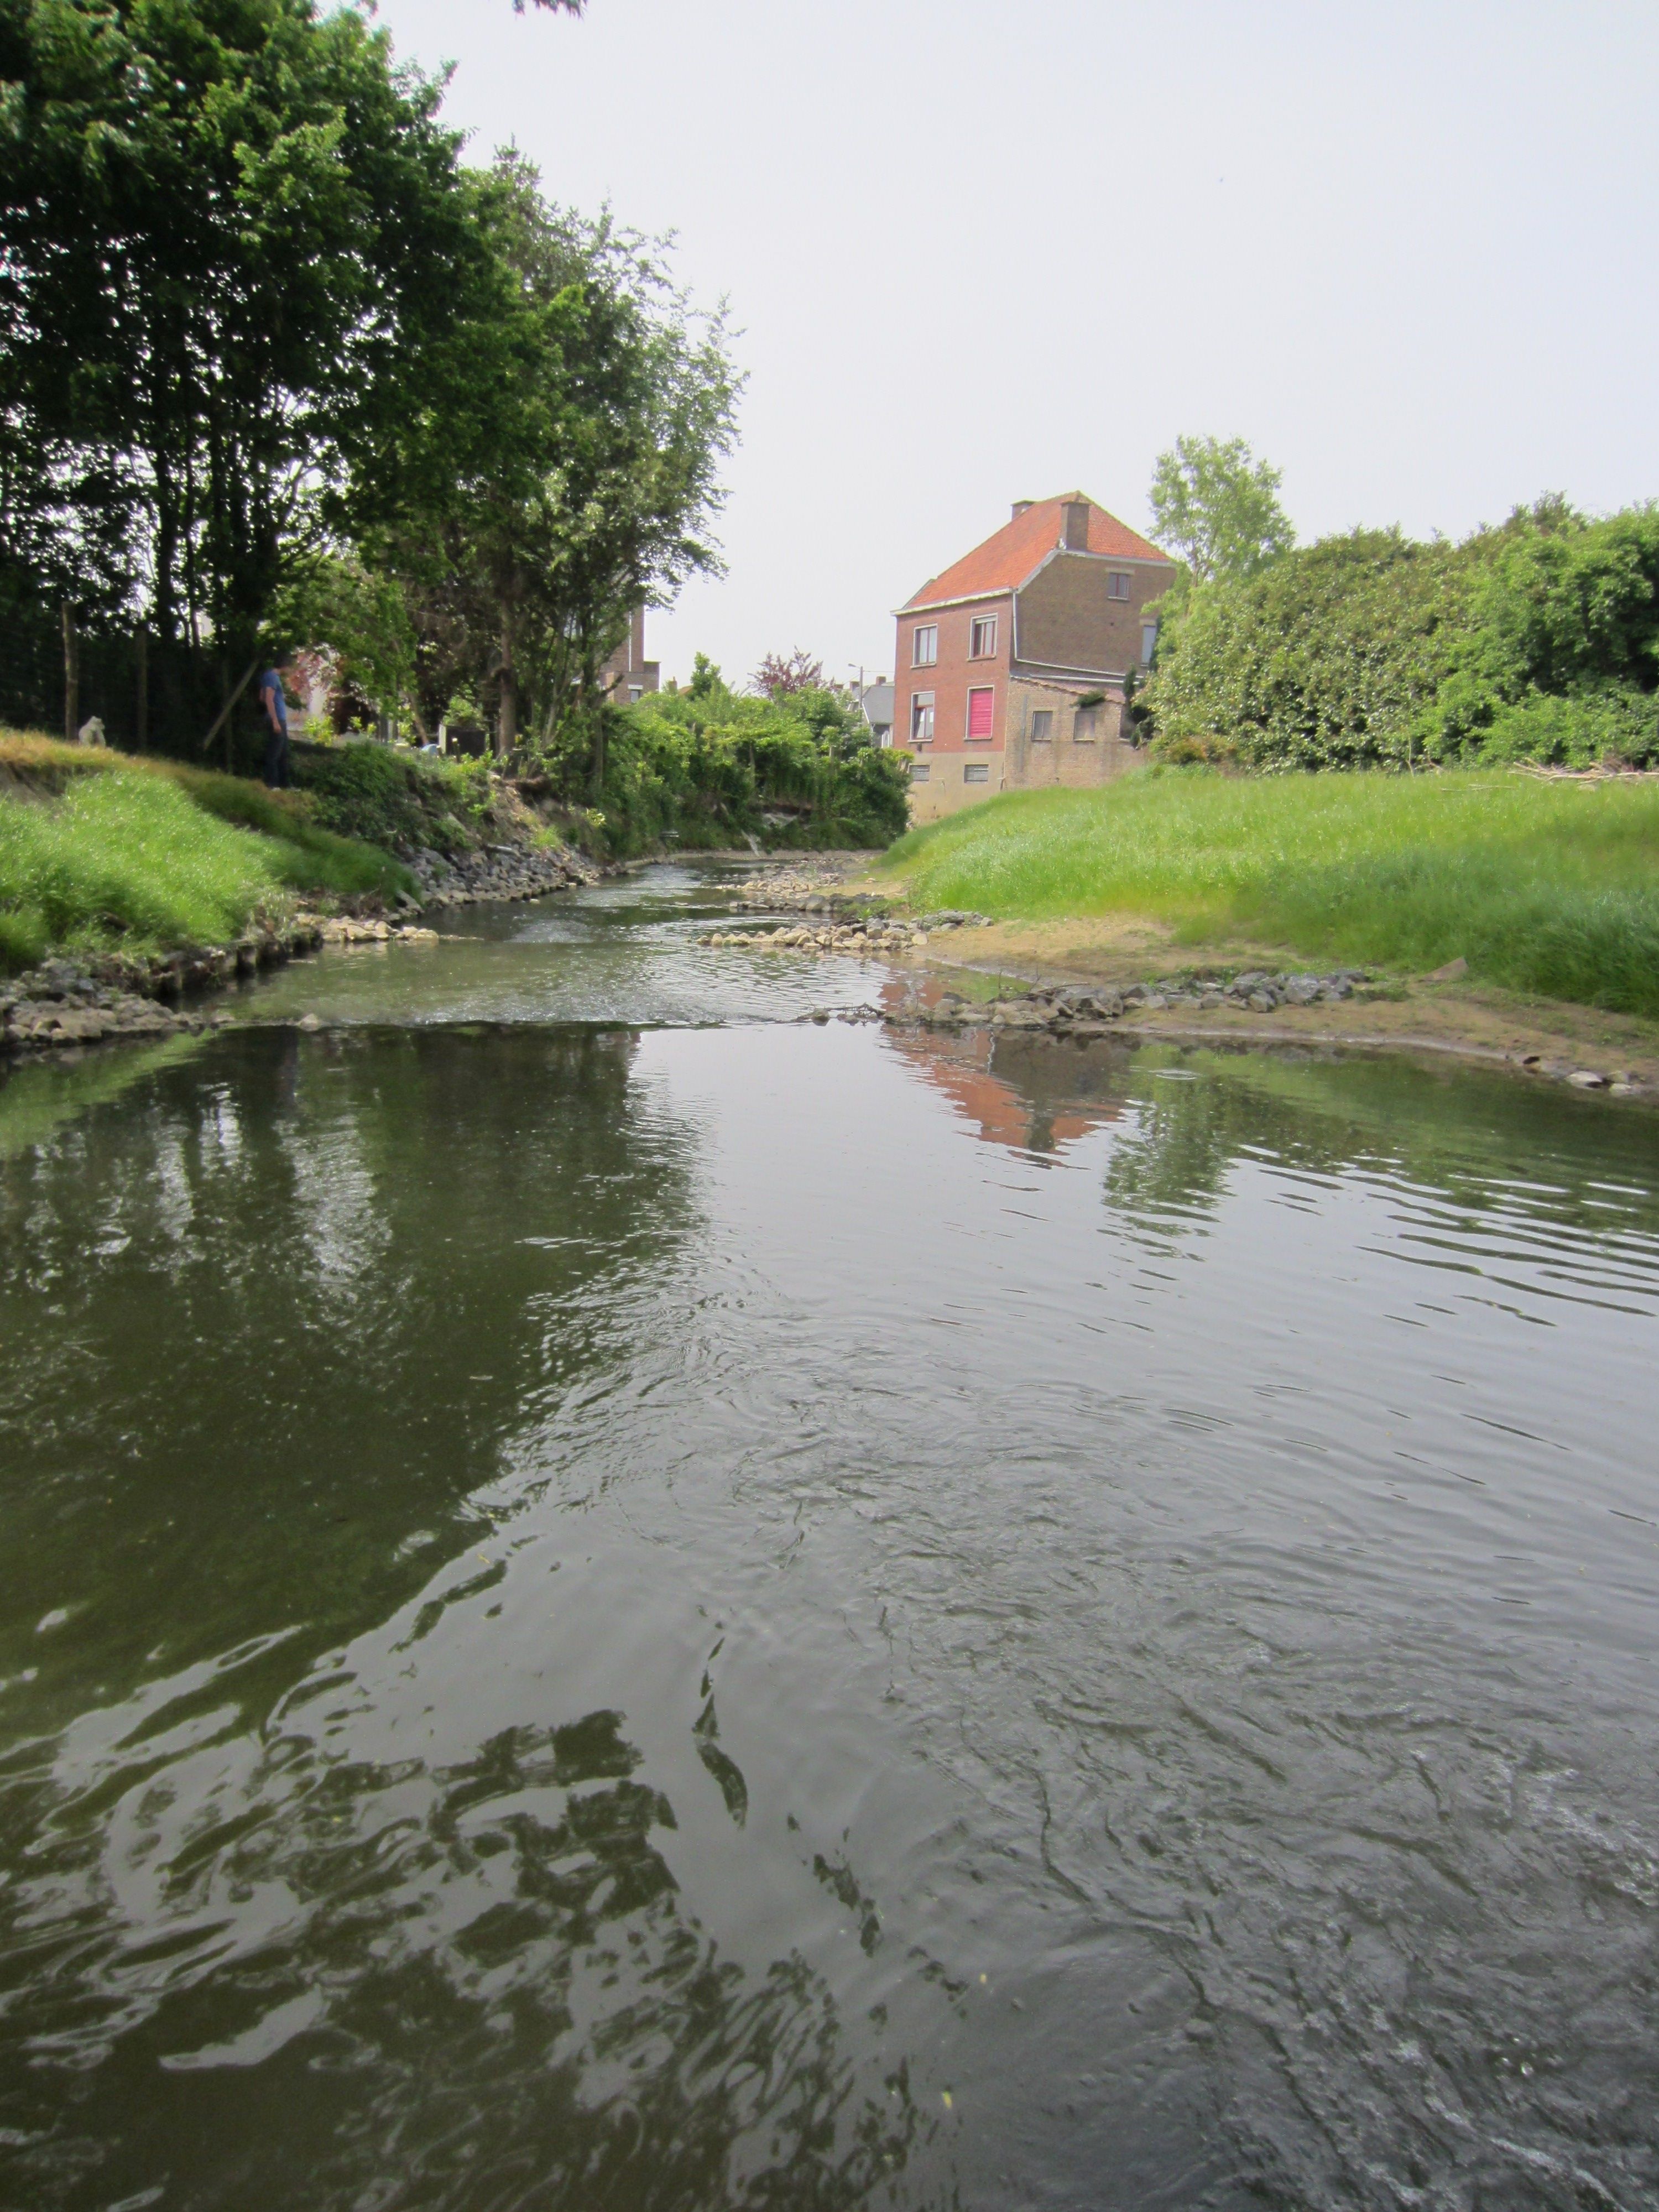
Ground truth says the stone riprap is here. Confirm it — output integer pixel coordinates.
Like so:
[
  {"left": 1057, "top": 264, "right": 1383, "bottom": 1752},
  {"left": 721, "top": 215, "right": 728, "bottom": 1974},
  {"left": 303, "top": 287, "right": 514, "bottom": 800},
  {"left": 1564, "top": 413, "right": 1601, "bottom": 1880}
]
[
  {"left": 909, "top": 970, "right": 1370, "bottom": 1032},
  {"left": 703, "top": 919, "right": 930, "bottom": 954},
  {"left": 408, "top": 842, "right": 599, "bottom": 908},
  {"left": 1, "top": 920, "right": 327, "bottom": 1055}
]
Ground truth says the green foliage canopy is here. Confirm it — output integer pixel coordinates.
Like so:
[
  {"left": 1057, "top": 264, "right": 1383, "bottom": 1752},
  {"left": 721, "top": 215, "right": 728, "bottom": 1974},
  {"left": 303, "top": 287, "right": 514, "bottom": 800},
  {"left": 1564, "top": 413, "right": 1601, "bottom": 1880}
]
[
  {"left": 1148, "top": 434, "right": 1296, "bottom": 583},
  {"left": 0, "top": 0, "right": 476, "bottom": 659},
  {"left": 1146, "top": 500, "right": 1659, "bottom": 770},
  {"left": 585, "top": 661, "right": 911, "bottom": 855}
]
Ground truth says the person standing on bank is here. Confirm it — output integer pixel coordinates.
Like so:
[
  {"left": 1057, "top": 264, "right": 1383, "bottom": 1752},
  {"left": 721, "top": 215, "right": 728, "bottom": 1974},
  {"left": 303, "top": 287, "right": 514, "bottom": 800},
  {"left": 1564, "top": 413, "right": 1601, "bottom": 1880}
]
[{"left": 258, "top": 658, "right": 291, "bottom": 789}]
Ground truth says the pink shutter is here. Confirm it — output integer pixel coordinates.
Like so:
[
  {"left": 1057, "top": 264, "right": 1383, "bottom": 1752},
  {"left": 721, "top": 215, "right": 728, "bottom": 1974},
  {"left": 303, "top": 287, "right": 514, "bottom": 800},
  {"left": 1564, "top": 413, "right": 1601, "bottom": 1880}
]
[{"left": 968, "top": 687, "right": 994, "bottom": 740}]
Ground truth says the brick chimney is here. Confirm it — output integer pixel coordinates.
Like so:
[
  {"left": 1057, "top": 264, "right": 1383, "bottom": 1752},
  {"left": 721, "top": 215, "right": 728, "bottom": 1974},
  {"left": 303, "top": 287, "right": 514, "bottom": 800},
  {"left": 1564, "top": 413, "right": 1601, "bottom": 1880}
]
[
  {"left": 1062, "top": 498, "right": 1090, "bottom": 550},
  {"left": 1011, "top": 499, "right": 1033, "bottom": 519}
]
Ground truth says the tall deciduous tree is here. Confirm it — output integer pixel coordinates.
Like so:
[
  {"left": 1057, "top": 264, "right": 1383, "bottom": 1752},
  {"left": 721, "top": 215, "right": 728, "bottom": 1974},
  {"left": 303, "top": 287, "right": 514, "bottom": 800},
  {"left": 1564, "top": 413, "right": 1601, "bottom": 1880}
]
[
  {"left": 1149, "top": 435, "right": 1295, "bottom": 584},
  {"left": 358, "top": 154, "right": 740, "bottom": 773},
  {"left": 0, "top": 0, "right": 476, "bottom": 676}
]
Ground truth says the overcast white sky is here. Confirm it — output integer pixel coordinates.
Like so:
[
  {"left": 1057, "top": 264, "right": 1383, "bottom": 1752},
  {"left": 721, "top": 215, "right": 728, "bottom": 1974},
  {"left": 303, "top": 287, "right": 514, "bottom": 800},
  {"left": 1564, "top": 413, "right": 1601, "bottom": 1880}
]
[{"left": 372, "top": 0, "right": 1658, "bottom": 692}]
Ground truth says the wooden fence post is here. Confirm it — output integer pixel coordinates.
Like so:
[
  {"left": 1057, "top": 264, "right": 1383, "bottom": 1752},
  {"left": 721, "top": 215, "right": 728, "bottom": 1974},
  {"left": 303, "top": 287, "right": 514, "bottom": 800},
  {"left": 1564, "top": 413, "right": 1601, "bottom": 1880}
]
[{"left": 61, "top": 602, "right": 79, "bottom": 744}]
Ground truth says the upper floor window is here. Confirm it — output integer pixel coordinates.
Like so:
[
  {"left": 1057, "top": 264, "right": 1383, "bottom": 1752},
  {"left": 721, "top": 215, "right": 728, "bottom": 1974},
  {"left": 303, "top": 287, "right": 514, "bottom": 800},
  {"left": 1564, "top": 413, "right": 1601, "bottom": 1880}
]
[
  {"left": 1140, "top": 620, "right": 1159, "bottom": 665},
  {"left": 1107, "top": 571, "right": 1131, "bottom": 601},
  {"left": 912, "top": 624, "right": 938, "bottom": 667},
  {"left": 966, "top": 686, "right": 995, "bottom": 742},
  {"left": 968, "top": 615, "right": 997, "bottom": 659},
  {"left": 910, "top": 692, "right": 935, "bottom": 744}
]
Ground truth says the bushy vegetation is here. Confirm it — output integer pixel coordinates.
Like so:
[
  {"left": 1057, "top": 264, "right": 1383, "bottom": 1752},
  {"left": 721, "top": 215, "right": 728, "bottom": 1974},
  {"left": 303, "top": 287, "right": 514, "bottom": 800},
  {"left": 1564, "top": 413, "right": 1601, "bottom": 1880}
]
[
  {"left": 292, "top": 741, "right": 482, "bottom": 853},
  {"left": 0, "top": 734, "right": 411, "bottom": 971},
  {"left": 561, "top": 660, "right": 911, "bottom": 855},
  {"left": 877, "top": 771, "right": 1659, "bottom": 1017},
  {"left": 1146, "top": 501, "right": 1659, "bottom": 770}
]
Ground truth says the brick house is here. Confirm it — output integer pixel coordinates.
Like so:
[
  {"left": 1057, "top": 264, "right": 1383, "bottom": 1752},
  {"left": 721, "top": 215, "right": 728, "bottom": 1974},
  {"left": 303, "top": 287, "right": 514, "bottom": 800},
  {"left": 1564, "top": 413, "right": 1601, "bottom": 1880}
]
[
  {"left": 894, "top": 494, "right": 1176, "bottom": 822},
  {"left": 599, "top": 608, "right": 660, "bottom": 704}
]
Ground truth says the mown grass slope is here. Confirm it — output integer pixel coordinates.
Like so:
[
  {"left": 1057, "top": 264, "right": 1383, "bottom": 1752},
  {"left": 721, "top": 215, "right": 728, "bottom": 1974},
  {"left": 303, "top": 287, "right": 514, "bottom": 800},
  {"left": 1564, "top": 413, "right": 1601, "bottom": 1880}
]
[
  {"left": 876, "top": 769, "right": 1659, "bottom": 1017},
  {"left": 0, "top": 732, "right": 413, "bottom": 971}
]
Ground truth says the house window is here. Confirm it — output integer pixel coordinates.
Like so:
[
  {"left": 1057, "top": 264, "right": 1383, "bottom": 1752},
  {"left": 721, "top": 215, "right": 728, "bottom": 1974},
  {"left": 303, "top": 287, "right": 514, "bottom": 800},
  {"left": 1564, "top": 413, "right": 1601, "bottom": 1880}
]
[
  {"left": 966, "top": 686, "right": 994, "bottom": 742},
  {"left": 912, "top": 624, "right": 938, "bottom": 667},
  {"left": 969, "top": 615, "right": 997, "bottom": 659},
  {"left": 1029, "top": 709, "right": 1053, "bottom": 742},
  {"left": 910, "top": 760, "right": 930, "bottom": 781},
  {"left": 910, "top": 692, "right": 935, "bottom": 743},
  {"left": 1141, "top": 620, "right": 1159, "bottom": 665},
  {"left": 963, "top": 762, "right": 989, "bottom": 784},
  {"left": 1074, "top": 705, "right": 1102, "bottom": 742},
  {"left": 1107, "top": 572, "right": 1131, "bottom": 601},
  {"left": 628, "top": 685, "right": 644, "bottom": 703}
]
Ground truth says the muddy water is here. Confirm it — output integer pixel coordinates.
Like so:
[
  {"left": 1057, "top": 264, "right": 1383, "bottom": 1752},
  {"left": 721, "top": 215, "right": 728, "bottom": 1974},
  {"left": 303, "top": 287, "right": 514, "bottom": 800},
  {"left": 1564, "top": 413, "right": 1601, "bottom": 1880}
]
[{"left": 2, "top": 862, "right": 1657, "bottom": 2211}]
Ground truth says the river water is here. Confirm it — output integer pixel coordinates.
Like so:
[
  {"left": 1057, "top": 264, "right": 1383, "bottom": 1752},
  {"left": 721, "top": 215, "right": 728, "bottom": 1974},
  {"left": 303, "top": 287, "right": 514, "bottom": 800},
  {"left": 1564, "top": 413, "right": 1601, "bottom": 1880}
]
[{"left": 3, "top": 860, "right": 1657, "bottom": 2211}]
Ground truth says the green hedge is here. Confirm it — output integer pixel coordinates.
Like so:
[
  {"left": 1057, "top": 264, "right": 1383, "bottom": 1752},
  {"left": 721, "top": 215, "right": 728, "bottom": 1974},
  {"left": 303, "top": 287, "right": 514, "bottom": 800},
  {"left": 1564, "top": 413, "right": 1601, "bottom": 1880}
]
[{"left": 1146, "top": 502, "right": 1659, "bottom": 771}]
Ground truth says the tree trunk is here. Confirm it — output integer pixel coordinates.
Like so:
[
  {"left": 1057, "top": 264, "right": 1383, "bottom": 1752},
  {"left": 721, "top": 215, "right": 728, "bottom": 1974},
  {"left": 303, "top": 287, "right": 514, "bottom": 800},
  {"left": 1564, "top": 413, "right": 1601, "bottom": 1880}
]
[
  {"left": 135, "top": 624, "right": 149, "bottom": 751},
  {"left": 61, "top": 603, "right": 79, "bottom": 743},
  {"left": 496, "top": 617, "right": 517, "bottom": 758}
]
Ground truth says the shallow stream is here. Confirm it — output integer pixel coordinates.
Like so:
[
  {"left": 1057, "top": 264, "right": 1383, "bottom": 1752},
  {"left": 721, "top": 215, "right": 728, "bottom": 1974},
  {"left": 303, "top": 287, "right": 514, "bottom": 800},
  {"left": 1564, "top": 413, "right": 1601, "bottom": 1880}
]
[{"left": 3, "top": 861, "right": 1657, "bottom": 2210}]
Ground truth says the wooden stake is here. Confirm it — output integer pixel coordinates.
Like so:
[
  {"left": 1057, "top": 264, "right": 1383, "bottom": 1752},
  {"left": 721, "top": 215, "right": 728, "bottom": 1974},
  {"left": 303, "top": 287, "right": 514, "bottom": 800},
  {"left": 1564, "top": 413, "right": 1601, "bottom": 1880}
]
[
  {"left": 200, "top": 657, "right": 260, "bottom": 756},
  {"left": 62, "top": 602, "right": 79, "bottom": 744},
  {"left": 135, "top": 623, "right": 149, "bottom": 752}
]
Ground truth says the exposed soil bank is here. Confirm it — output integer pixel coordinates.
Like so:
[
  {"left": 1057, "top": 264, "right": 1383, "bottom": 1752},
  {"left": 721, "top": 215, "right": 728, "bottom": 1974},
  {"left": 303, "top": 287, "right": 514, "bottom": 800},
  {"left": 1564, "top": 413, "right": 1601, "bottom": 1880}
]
[{"left": 719, "top": 857, "right": 1659, "bottom": 1100}]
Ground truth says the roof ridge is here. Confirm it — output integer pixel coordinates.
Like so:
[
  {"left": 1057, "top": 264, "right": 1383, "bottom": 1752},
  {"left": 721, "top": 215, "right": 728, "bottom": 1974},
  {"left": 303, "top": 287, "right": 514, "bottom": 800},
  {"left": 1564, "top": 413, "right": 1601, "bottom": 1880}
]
[{"left": 900, "top": 494, "right": 1172, "bottom": 612}]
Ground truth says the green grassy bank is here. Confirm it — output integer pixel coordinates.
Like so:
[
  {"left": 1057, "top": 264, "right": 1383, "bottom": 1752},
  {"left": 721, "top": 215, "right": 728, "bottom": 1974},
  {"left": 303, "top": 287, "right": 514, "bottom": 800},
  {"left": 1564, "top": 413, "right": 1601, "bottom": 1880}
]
[
  {"left": 876, "top": 770, "right": 1659, "bottom": 1018},
  {"left": 0, "top": 733, "right": 413, "bottom": 973}
]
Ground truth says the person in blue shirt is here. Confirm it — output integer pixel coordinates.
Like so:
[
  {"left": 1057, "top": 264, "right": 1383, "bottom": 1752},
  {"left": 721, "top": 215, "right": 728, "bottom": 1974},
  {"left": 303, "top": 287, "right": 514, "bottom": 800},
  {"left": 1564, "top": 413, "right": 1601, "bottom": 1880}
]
[{"left": 258, "top": 659, "right": 291, "bottom": 789}]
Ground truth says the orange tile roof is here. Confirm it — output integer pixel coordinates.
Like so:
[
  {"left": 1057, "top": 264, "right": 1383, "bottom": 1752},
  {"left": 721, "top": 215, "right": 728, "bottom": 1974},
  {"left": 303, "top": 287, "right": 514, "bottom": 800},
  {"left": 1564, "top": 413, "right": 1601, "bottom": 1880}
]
[{"left": 901, "top": 494, "right": 1173, "bottom": 611}]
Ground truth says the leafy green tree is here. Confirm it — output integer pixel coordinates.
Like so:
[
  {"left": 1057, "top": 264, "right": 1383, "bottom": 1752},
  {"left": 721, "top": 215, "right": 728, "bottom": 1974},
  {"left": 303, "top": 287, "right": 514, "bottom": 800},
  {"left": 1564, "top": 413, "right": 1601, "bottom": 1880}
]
[
  {"left": 1149, "top": 435, "right": 1295, "bottom": 583},
  {"left": 1143, "top": 500, "right": 1659, "bottom": 771},
  {"left": 0, "top": 0, "right": 477, "bottom": 687},
  {"left": 356, "top": 154, "right": 740, "bottom": 774}
]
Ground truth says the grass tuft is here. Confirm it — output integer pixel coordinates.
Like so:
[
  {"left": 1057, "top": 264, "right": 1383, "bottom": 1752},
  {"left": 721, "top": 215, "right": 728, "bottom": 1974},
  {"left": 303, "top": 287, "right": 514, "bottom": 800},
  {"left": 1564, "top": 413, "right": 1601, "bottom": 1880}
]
[{"left": 877, "top": 768, "right": 1659, "bottom": 1016}]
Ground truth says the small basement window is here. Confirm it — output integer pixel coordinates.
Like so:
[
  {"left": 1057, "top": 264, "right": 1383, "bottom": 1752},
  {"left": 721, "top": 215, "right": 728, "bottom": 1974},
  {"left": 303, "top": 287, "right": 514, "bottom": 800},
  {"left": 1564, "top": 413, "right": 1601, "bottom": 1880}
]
[
  {"left": 1107, "top": 572, "right": 1131, "bottom": 601},
  {"left": 969, "top": 615, "right": 997, "bottom": 658},
  {"left": 910, "top": 760, "right": 930, "bottom": 781},
  {"left": 912, "top": 624, "right": 938, "bottom": 667},
  {"left": 1029, "top": 709, "right": 1053, "bottom": 741},
  {"left": 963, "top": 762, "right": 989, "bottom": 784}
]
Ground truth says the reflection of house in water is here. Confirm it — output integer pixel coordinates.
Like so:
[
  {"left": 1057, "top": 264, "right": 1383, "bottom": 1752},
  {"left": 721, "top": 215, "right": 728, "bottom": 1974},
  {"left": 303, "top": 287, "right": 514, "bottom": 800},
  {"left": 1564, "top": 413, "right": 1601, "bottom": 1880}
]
[{"left": 884, "top": 1006, "right": 1131, "bottom": 1156}]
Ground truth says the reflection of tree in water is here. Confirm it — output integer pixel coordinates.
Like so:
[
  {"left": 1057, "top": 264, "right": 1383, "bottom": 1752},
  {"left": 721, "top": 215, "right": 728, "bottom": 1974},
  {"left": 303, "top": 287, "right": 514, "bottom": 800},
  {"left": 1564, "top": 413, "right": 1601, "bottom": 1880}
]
[
  {"left": 0, "top": 1027, "right": 703, "bottom": 1728},
  {"left": 4, "top": 1703, "right": 931, "bottom": 2212},
  {"left": 1102, "top": 1045, "right": 1659, "bottom": 1249}
]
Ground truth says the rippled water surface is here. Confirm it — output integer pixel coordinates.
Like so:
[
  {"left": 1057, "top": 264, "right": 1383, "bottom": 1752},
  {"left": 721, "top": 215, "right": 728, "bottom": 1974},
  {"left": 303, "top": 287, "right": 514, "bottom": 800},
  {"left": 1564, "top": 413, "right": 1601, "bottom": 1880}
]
[{"left": 2, "top": 863, "right": 1657, "bottom": 2211}]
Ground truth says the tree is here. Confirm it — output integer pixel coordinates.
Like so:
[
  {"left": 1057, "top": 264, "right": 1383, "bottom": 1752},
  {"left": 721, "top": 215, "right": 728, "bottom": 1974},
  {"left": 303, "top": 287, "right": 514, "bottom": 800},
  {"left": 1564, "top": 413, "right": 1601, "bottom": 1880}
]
[
  {"left": 1148, "top": 435, "right": 1295, "bottom": 584},
  {"left": 752, "top": 649, "right": 827, "bottom": 697},
  {"left": 354, "top": 154, "right": 740, "bottom": 772},
  {"left": 0, "top": 0, "right": 477, "bottom": 709}
]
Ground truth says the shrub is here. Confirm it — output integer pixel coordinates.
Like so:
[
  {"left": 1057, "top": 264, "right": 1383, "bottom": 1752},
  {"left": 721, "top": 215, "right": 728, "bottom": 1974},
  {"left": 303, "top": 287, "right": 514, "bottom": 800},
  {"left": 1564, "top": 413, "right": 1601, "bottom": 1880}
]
[
  {"left": 293, "top": 741, "right": 474, "bottom": 853},
  {"left": 1145, "top": 502, "right": 1659, "bottom": 771}
]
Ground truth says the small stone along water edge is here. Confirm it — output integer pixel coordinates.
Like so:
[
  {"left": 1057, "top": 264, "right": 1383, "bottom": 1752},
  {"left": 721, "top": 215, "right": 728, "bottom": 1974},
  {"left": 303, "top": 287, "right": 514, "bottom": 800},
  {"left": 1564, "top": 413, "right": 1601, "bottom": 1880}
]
[{"left": 2, "top": 859, "right": 1657, "bottom": 2211}]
